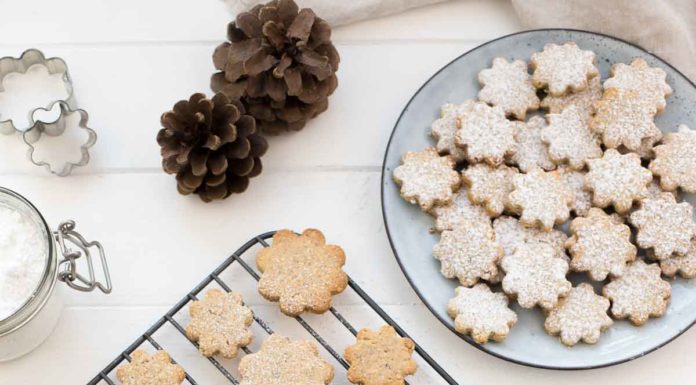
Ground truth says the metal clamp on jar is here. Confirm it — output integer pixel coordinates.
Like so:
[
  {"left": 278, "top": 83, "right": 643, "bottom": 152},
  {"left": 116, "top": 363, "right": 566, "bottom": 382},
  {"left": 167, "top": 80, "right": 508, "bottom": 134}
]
[{"left": 0, "top": 187, "right": 112, "bottom": 361}]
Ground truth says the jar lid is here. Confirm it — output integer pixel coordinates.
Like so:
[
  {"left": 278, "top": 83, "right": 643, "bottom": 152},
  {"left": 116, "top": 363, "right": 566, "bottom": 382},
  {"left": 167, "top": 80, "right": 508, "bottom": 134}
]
[{"left": 0, "top": 187, "right": 55, "bottom": 336}]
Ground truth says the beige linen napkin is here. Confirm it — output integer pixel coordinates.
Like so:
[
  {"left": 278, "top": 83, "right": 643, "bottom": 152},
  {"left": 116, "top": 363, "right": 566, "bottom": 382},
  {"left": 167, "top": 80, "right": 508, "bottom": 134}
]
[{"left": 511, "top": 0, "right": 696, "bottom": 80}]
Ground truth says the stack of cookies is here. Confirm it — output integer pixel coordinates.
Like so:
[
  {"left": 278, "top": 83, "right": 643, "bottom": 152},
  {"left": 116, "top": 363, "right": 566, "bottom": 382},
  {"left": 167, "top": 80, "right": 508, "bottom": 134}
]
[{"left": 393, "top": 42, "right": 696, "bottom": 346}]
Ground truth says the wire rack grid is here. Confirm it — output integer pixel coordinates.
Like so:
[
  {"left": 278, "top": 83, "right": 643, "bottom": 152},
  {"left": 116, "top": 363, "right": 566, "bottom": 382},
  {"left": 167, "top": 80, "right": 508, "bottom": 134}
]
[{"left": 87, "top": 231, "right": 458, "bottom": 385}]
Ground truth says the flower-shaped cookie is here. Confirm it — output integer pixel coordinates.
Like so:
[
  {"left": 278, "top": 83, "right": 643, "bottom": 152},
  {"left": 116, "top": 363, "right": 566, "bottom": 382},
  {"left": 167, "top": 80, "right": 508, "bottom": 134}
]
[
  {"left": 478, "top": 57, "right": 540, "bottom": 120},
  {"left": 590, "top": 88, "right": 661, "bottom": 152},
  {"left": 433, "top": 222, "right": 502, "bottom": 286},
  {"left": 393, "top": 147, "right": 460, "bottom": 211},
  {"left": 116, "top": 350, "right": 185, "bottom": 385},
  {"left": 540, "top": 76, "right": 602, "bottom": 121},
  {"left": 186, "top": 289, "right": 253, "bottom": 358},
  {"left": 629, "top": 193, "right": 696, "bottom": 259},
  {"left": 509, "top": 116, "right": 556, "bottom": 173},
  {"left": 602, "top": 260, "right": 672, "bottom": 325},
  {"left": 493, "top": 216, "right": 568, "bottom": 260},
  {"left": 544, "top": 283, "right": 613, "bottom": 346},
  {"left": 501, "top": 243, "right": 571, "bottom": 309},
  {"left": 566, "top": 208, "right": 637, "bottom": 280},
  {"left": 447, "top": 284, "right": 518, "bottom": 344},
  {"left": 659, "top": 238, "right": 696, "bottom": 279},
  {"left": 344, "top": 325, "right": 417, "bottom": 385},
  {"left": 430, "top": 190, "right": 491, "bottom": 232},
  {"left": 559, "top": 167, "right": 592, "bottom": 216},
  {"left": 508, "top": 168, "right": 572, "bottom": 231},
  {"left": 431, "top": 101, "right": 475, "bottom": 162},
  {"left": 256, "top": 229, "right": 348, "bottom": 316},
  {"left": 455, "top": 102, "right": 518, "bottom": 166},
  {"left": 462, "top": 163, "right": 518, "bottom": 217},
  {"left": 239, "top": 335, "right": 334, "bottom": 385},
  {"left": 530, "top": 42, "right": 599, "bottom": 96},
  {"left": 650, "top": 124, "right": 696, "bottom": 193},
  {"left": 604, "top": 58, "right": 673, "bottom": 113},
  {"left": 585, "top": 149, "right": 653, "bottom": 213},
  {"left": 540, "top": 105, "right": 602, "bottom": 170}
]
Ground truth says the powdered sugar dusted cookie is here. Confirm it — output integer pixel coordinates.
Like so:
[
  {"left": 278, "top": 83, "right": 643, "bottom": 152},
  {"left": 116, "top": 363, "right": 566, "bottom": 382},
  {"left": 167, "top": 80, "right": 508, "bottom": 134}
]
[
  {"left": 650, "top": 124, "right": 696, "bottom": 193},
  {"left": 640, "top": 179, "right": 677, "bottom": 200},
  {"left": 604, "top": 58, "right": 673, "bottom": 113},
  {"left": 455, "top": 102, "right": 518, "bottom": 166},
  {"left": 559, "top": 167, "right": 592, "bottom": 216},
  {"left": 501, "top": 243, "right": 571, "bottom": 309},
  {"left": 659, "top": 238, "right": 696, "bottom": 279},
  {"left": 116, "top": 350, "right": 186, "bottom": 385},
  {"left": 540, "top": 76, "right": 602, "bottom": 121},
  {"left": 393, "top": 148, "right": 460, "bottom": 211},
  {"left": 544, "top": 283, "right": 613, "bottom": 346},
  {"left": 433, "top": 222, "right": 502, "bottom": 286},
  {"left": 509, "top": 116, "right": 556, "bottom": 172},
  {"left": 541, "top": 105, "right": 602, "bottom": 170},
  {"left": 239, "top": 335, "right": 334, "bottom": 385},
  {"left": 344, "top": 326, "right": 416, "bottom": 385},
  {"left": 256, "top": 229, "right": 348, "bottom": 316},
  {"left": 186, "top": 289, "right": 253, "bottom": 358},
  {"left": 530, "top": 42, "right": 599, "bottom": 96},
  {"left": 585, "top": 149, "right": 653, "bottom": 213},
  {"left": 493, "top": 216, "right": 568, "bottom": 260},
  {"left": 430, "top": 190, "right": 490, "bottom": 232},
  {"left": 590, "top": 88, "right": 661, "bottom": 152},
  {"left": 431, "top": 101, "right": 475, "bottom": 162},
  {"left": 566, "top": 208, "right": 637, "bottom": 280},
  {"left": 478, "top": 57, "right": 540, "bottom": 120},
  {"left": 602, "top": 260, "right": 671, "bottom": 325},
  {"left": 508, "top": 168, "right": 572, "bottom": 231},
  {"left": 629, "top": 193, "right": 696, "bottom": 259},
  {"left": 461, "top": 163, "right": 518, "bottom": 217},
  {"left": 447, "top": 284, "right": 518, "bottom": 344}
]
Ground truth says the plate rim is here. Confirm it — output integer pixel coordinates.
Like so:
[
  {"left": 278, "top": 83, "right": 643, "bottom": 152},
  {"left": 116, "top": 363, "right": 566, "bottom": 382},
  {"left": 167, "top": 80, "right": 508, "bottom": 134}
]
[{"left": 380, "top": 27, "right": 696, "bottom": 370}]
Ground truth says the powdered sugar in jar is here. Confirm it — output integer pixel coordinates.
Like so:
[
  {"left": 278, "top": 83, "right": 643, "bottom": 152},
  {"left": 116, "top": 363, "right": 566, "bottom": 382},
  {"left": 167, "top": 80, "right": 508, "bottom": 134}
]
[{"left": 0, "top": 187, "right": 111, "bottom": 361}]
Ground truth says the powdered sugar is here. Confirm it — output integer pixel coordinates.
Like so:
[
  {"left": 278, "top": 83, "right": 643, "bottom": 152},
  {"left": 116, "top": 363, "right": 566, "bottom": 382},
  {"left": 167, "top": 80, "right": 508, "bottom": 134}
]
[{"left": 0, "top": 204, "right": 49, "bottom": 320}]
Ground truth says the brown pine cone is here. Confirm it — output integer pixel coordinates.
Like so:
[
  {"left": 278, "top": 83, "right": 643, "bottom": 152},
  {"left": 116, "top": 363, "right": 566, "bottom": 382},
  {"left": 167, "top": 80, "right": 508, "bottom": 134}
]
[
  {"left": 211, "top": 0, "right": 340, "bottom": 135},
  {"left": 157, "top": 93, "right": 268, "bottom": 202}
]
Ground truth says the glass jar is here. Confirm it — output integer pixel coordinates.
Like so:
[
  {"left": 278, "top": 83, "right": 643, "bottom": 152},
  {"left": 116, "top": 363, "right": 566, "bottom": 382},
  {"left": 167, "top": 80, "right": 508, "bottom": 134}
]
[{"left": 0, "top": 187, "right": 111, "bottom": 361}]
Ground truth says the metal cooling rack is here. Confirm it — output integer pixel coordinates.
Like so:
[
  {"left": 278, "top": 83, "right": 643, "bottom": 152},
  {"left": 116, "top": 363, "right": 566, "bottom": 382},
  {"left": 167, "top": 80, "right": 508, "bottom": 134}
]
[{"left": 88, "top": 231, "right": 458, "bottom": 385}]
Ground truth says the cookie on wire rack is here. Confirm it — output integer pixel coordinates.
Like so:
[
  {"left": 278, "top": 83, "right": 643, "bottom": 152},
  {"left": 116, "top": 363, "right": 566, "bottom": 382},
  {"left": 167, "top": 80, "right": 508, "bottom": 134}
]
[
  {"left": 256, "top": 229, "right": 348, "bottom": 316},
  {"left": 344, "top": 325, "right": 417, "bottom": 385},
  {"left": 116, "top": 350, "right": 186, "bottom": 385}
]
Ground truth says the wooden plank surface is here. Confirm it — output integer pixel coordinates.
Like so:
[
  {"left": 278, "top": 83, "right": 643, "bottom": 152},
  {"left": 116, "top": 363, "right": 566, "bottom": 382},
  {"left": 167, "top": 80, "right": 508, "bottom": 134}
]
[{"left": 0, "top": 0, "right": 693, "bottom": 384}]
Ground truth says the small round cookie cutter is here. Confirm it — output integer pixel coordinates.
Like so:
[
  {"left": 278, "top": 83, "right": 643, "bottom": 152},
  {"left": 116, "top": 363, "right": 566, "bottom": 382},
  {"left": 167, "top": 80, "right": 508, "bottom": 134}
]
[{"left": 0, "top": 48, "right": 96, "bottom": 176}]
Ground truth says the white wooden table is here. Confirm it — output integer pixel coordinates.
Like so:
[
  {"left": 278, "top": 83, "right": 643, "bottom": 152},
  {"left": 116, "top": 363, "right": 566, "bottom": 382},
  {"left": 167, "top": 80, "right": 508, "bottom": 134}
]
[{"left": 0, "top": 1, "right": 693, "bottom": 383}]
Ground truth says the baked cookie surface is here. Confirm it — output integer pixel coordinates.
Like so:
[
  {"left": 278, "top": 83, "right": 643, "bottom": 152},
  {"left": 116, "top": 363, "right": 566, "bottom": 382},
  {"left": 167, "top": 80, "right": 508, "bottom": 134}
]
[
  {"left": 509, "top": 115, "right": 556, "bottom": 173},
  {"left": 530, "top": 42, "right": 599, "bottom": 96},
  {"left": 501, "top": 243, "right": 572, "bottom": 310},
  {"left": 478, "top": 57, "right": 539, "bottom": 120},
  {"left": 604, "top": 58, "right": 673, "bottom": 113},
  {"left": 393, "top": 147, "right": 460, "bottom": 211},
  {"left": 541, "top": 105, "right": 602, "bottom": 170},
  {"left": 344, "top": 325, "right": 417, "bottom": 385},
  {"left": 462, "top": 163, "right": 518, "bottom": 217},
  {"left": 430, "top": 190, "right": 491, "bottom": 232},
  {"left": 650, "top": 124, "right": 696, "bottom": 193},
  {"left": 629, "top": 193, "right": 696, "bottom": 259},
  {"left": 493, "top": 215, "right": 568, "bottom": 261},
  {"left": 447, "top": 284, "right": 517, "bottom": 344},
  {"left": 659, "top": 238, "right": 696, "bottom": 279},
  {"left": 603, "top": 260, "right": 671, "bottom": 326},
  {"left": 433, "top": 221, "right": 502, "bottom": 286},
  {"left": 431, "top": 101, "right": 475, "bottom": 162},
  {"left": 239, "top": 335, "right": 334, "bottom": 385},
  {"left": 116, "top": 350, "right": 186, "bottom": 385},
  {"left": 566, "top": 208, "right": 636, "bottom": 280},
  {"left": 455, "top": 102, "right": 518, "bottom": 166},
  {"left": 186, "top": 289, "right": 253, "bottom": 358},
  {"left": 585, "top": 149, "right": 653, "bottom": 213},
  {"left": 256, "top": 229, "right": 348, "bottom": 316},
  {"left": 508, "top": 168, "right": 572, "bottom": 231},
  {"left": 540, "top": 76, "right": 602, "bottom": 121},
  {"left": 544, "top": 283, "right": 612, "bottom": 346},
  {"left": 559, "top": 167, "right": 592, "bottom": 216}
]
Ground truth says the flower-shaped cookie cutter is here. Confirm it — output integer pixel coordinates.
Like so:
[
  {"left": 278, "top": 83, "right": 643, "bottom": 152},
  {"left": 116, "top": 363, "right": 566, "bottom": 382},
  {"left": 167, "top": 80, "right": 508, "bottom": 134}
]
[
  {"left": 0, "top": 48, "right": 77, "bottom": 134},
  {"left": 23, "top": 101, "right": 96, "bottom": 176}
]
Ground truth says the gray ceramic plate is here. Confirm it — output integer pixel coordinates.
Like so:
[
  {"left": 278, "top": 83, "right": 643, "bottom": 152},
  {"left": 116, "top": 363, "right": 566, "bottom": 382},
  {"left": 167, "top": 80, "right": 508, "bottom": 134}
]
[{"left": 381, "top": 29, "right": 696, "bottom": 369}]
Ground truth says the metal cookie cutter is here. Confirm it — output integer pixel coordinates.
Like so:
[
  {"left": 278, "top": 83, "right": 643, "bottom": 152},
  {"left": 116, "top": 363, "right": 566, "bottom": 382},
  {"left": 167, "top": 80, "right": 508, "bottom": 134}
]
[
  {"left": 23, "top": 101, "right": 97, "bottom": 177},
  {"left": 0, "top": 49, "right": 76, "bottom": 134},
  {"left": 0, "top": 49, "right": 96, "bottom": 176}
]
